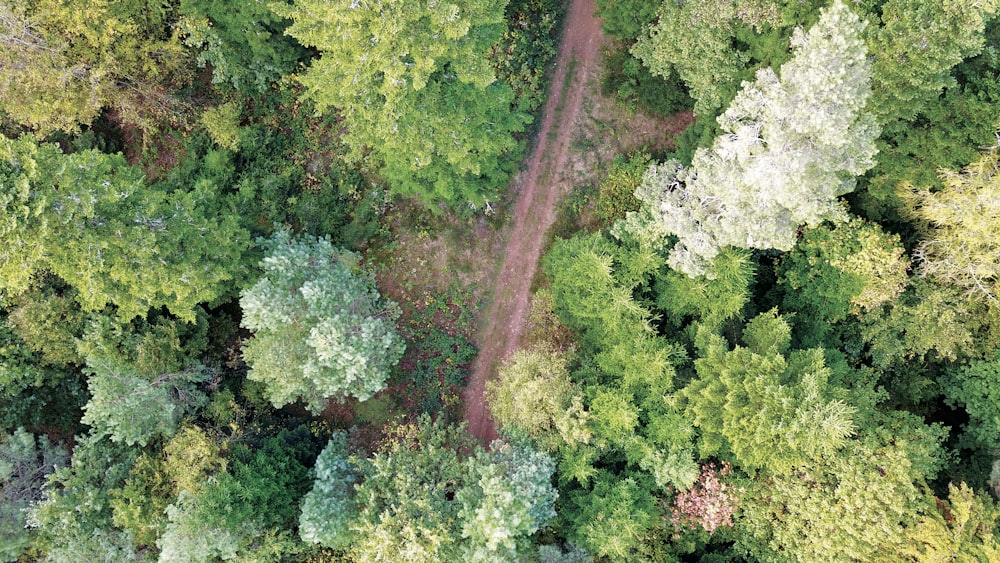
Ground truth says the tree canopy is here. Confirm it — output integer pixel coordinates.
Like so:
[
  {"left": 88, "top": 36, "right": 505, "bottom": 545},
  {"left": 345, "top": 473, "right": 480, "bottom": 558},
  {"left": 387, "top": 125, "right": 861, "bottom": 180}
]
[
  {"left": 275, "top": 0, "right": 530, "bottom": 209},
  {"left": 635, "top": 0, "right": 879, "bottom": 277},
  {"left": 240, "top": 229, "right": 405, "bottom": 412}
]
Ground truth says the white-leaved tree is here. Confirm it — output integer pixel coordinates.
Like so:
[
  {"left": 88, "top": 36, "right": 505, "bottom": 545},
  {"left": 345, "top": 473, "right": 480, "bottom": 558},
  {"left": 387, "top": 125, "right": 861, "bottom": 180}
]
[
  {"left": 240, "top": 229, "right": 404, "bottom": 412},
  {"left": 635, "top": 0, "right": 879, "bottom": 277}
]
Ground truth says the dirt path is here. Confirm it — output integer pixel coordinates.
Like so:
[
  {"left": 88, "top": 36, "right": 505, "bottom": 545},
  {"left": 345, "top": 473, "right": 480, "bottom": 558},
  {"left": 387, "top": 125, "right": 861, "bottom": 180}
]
[{"left": 462, "top": 0, "right": 606, "bottom": 442}]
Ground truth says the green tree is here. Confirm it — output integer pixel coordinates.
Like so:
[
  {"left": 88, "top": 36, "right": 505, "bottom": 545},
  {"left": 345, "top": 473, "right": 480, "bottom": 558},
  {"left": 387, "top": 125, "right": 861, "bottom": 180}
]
[
  {"left": 0, "top": 0, "right": 191, "bottom": 134},
  {"left": 28, "top": 433, "right": 141, "bottom": 562},
  {"left": 565, "top": 473, "right": 659, "bottom": 560},
  {"left": 636, "top": 0, "right": 878, "bottom": 277},
  {"left": 0, "top": 135, "right": 249, "bottom": 322},
  {"left": 274, "top": 0, "right": 530, "bottom": 209},
  {"left": 178, "top": 0, "right": 307, "bottom": 93},
  {"left": 632, "top": 0, "right": 781, "bottom": 117},
  {"left": 594, "top": 153, "right": 650, "bottom": 226},
  {"left": 347, "top": 417, "right": 478, "bottom": 562},
  {"left": 0, "top": 428, "right": 68, "bottom": 561},
  {"left": 6, "top": 281, "right": 87, "bottom": 367},
  {"left": 157, "top": 431, "right": 313, "bottom": 562},
  {"left": 737, "top": 433, "right": 929, "bottom": 561},
  {"left": 239, "top": 229, "right": 404, "bottom": 412},
  {"left": 778, "top": 216, "right": 909, "bottom": 345},
  {"left": 867, "top": 0, "right": 999, "bottom": 127},
  {"left": 109, "top": 424, "right": 226, "bottom": 549},
  {"left": 681, "top": 311, "right": 857, "bottom": 474},
  {"left": 595, "top": 0, "right": 661, "bottom": 41},
  {"left": 654, "top": 247, "right": 756, "bottom": 333},
  {"left": 860, "top": 278, "right": 1000, "bottom": 367},
  {"left": 942, "top": 355, "right": 1000, "bottom": 452}
]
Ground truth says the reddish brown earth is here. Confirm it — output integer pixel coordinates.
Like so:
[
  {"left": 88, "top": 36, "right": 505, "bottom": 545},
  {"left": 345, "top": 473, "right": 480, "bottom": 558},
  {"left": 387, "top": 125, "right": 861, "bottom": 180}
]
[{"left": 462, "top": 0, "right": 606, "bottom": 442}]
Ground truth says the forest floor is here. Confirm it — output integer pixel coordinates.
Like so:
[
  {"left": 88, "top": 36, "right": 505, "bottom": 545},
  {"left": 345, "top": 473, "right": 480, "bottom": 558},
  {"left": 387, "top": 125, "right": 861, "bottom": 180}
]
[{"left": 461, "top": 0, "right": 693, "bottom": 442}]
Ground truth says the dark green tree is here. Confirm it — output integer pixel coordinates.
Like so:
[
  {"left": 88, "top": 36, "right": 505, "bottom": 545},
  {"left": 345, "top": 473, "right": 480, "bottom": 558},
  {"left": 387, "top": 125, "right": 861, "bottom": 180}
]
[{"left": 178, "top": 0, "right": 307, "bottom": 93}]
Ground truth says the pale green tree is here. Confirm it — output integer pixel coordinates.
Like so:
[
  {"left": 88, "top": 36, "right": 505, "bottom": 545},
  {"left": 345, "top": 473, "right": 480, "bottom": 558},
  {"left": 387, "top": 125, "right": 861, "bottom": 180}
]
[
  {"left": 458, "top": 441, "right": 558, "bottom": 562},
  {"left": 487, "top": 345, "right": 591, "bottom": 451},
  {"left": 80, "top": 357, "right": 208, "bottom": 447},
  {"left": 298, "top": 432, "right": 357, "bottom": 549},
  {"left": 239, "top": 229, "right": 404, "bottom": 412},
  {"left": 900, "top": 152, "right": 1000, "bottom": 302},
  {"left": 636, "top": 0, "right": 879, "bottom": 277},
  {"left": 901, "top": 483, "right": 1000, "bottom": 562},
  {"left": 273, "top": 0, "right": 530, "bottom": 208}
]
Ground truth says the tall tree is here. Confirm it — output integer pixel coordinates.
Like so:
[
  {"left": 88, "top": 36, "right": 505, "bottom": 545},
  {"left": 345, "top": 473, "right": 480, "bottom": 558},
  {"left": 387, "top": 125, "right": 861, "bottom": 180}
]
[
  {"left": 636, "top": 0, "right": 878, "bottom": 277},
  {"left": 0, "top": 0, "right": 190, "bottom": 134},
  {"left": 239, "top": 229, "right": 404, "bottom": 412},
  {"left": 867, "top": 0, "right": 999, "bottom": 127},
  {"left": 274, "top": 0, "right": 530, "bottom": 209},
  {"left": 0, "top": 135, "right": 249, "bottom": 322},
  {"left": 900, "top": 152, "right": 1000, "bottom": 302}
]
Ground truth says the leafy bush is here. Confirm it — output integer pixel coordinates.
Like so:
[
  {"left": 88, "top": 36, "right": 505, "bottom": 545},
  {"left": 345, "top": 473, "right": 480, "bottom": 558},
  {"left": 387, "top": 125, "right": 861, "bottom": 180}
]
[
  {"left": 394, "top": 287, "right": 477, "bottom": 417},
  {"left": 601, "top": 49, "right": 694, "bottom": 117}
]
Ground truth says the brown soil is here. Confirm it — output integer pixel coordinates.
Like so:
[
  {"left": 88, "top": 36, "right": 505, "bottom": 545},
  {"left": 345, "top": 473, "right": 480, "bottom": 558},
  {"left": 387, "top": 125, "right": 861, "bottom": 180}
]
[{"left": 462, "top": 0, "right": 605, "bottom": 442}]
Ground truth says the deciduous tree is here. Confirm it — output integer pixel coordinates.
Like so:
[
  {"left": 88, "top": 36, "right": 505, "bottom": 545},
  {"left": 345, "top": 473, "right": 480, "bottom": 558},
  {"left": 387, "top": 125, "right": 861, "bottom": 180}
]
[
  {"left": 901, "top": 152, "right": 1000, "bottom": 302},
  {"left": 0, "top": 135, "right": 249, "bottom": 322},
  {"left": 636, "top": 0, "right": 878, "bottom": 277},
  {"left": 239, "top": 229, "right": 404, "bottom": 412},
  {"left": 274, "top": 0, "right": 530, "bottom": 209},
  {"left": 0, "top": 0, "right": 191, "bottom": 134}
]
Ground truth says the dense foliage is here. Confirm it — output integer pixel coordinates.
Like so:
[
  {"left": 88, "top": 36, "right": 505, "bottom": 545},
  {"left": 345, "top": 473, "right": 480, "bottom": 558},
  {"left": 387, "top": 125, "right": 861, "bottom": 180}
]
[
  {"left": 4, "top": 0, "right": 1000, "bottom": 560},
  {"left": 240, "top": 229, "right": 405, "bottom": 412}
]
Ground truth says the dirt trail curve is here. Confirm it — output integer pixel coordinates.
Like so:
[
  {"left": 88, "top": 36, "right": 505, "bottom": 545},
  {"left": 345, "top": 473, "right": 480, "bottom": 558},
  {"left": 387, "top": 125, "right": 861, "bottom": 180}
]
[{"left": 462, "top": 0, "right": 604, "bottom": 442}]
